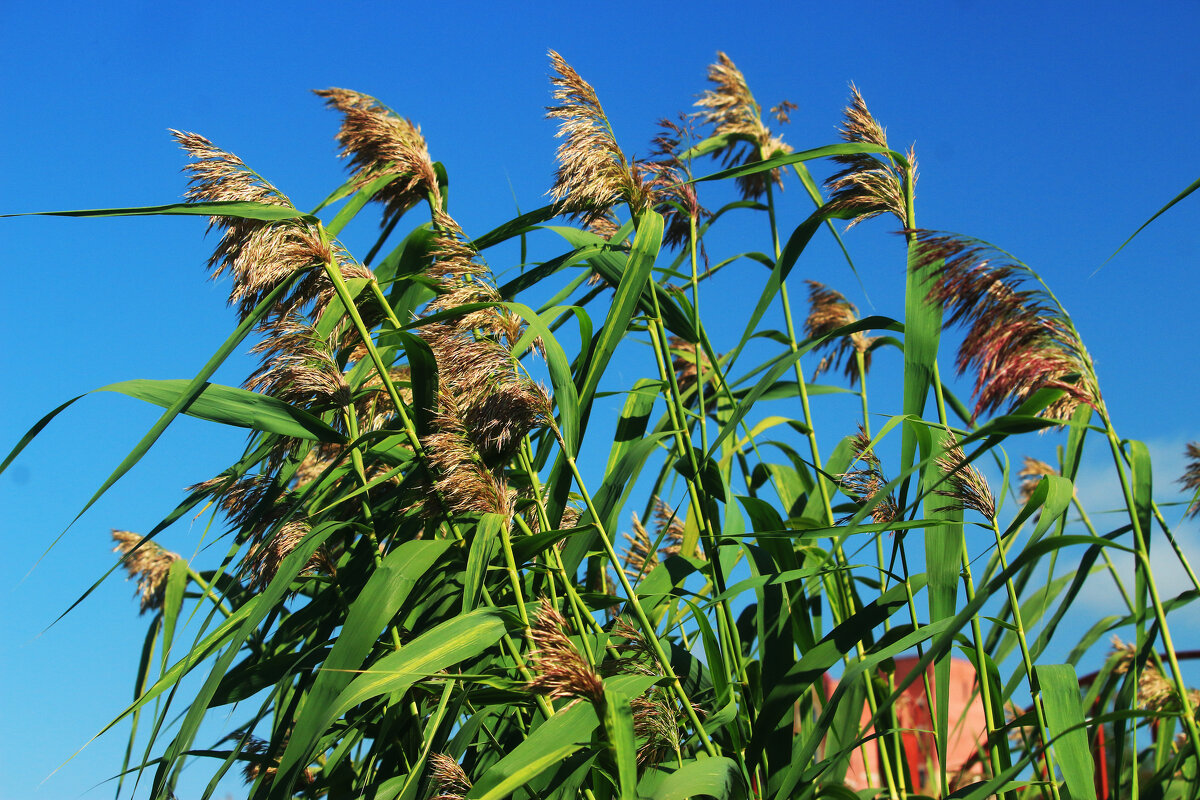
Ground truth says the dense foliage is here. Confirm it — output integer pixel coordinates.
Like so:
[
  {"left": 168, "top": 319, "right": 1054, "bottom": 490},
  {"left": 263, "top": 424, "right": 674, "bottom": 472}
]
[{"left": 8, "top": 51, "right": 1200, "bottom": 800}]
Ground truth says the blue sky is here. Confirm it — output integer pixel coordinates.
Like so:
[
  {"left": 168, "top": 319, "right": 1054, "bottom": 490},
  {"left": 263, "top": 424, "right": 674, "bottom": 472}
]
[{"left": 2, "top": 2, "right": 1199, "bottom": 798}]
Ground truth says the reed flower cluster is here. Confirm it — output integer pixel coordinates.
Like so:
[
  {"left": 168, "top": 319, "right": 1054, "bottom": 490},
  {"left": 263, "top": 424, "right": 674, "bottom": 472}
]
[
  {"left": 804, "top": 280, "right": 873, "bottom": 385},
  {"left": 111, "top": 530, "right": 180, "bottom": 614},
  {"left": 914, "top": 230, "right": 1101, "bottom": 421},
  {"left": 824, "top": 85, "right": 913, "bottom": 229},
  {"left": 695, "top": 52, "right": 793, "bottom": 200}
]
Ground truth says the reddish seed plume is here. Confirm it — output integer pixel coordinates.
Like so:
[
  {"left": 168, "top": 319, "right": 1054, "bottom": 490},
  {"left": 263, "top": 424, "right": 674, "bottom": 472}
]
[
  {"left": 526, "top": 599, "right": 604, "bottom": 703},
  {"left": 914, "top": 229, "right": 1101, "bottom": 422}
]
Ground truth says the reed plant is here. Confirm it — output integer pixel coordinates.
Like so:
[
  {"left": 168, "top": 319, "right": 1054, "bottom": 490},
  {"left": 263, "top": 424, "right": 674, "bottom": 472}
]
[{"left": 6, "top": 51, "right": 1200, "bottom": 800}]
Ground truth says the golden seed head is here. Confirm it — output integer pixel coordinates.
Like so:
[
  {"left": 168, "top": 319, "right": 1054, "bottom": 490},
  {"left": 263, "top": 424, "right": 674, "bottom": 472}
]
[
  {"left": 695, "top": 52, "right": 793, "bottom": 200},
  {"left": 112, "top": 530, "right": 181, "bottom": 614},
  {"left": 546, "top": 50, "right": 647, "bottom": 222},
  {"left": 314, "top": 88, "right": 440, "bottom": 225},
  {"left": 427, "top": 753, "right": 472, "bottom": 800},
  {"left": 823, "top": 84, "right": 911, "bottom": 230},
  {"left": 621, "top": 513, "right": 658, "bottom": 582}
]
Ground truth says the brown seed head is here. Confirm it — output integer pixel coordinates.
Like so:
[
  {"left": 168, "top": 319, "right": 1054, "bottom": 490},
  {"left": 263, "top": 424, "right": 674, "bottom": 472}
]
[
  {"left": 838, "top": 429, "right": 901, "bottom": 526},
  {"left": 112, "top": 530, "right": 181, "bottom": 614},
  {"left": 239, "top": 734, "right": 314, "bottom": 787},
  {"left": 646, "top": 115, "right": 711, "bottom": 250},
  {"left": 527, "top": 599, "right": 604, "bottom": 703},
  {"left": 914, "top": 230, "right": 1101, "bottom": 422},
  {"left": 823, "top": 85, "right": 911, "bottom": 229},
  {"left": 314, "top": 88, "right": 440, "bottom": 225},
  {"left": 695, "top": 52, "right": 793, "bottom": 200},
  {"left": 245, "top": 315, "right": 351, "bottom": 411},
  {"left": 669, "top": 337, "right": 718, "bottom": 408},
  {"left": 241, "top": 519, "right": 320, "bottom": 591},
  {"left": 173, "top": 130, "right": 368, "bottom": 323}
]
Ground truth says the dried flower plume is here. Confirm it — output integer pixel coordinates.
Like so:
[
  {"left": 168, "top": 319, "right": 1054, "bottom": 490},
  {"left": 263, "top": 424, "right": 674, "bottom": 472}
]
[
  {"left": 804, "top": 281, "right": 874, "bottom": 385},
  {"left": 546, "top": 51, "right": 647, "bottom": 222},
  {"left": 427, "top": 753, "right": 472, "bottom": 800},
  {"left": 646, "top": 115, "right": 710, "bottom": 250},
  {"left": 695, "top": 52, "right": 794, "bottom": 200},
  {"left": 173, "top": 130, "right": 369, "bottom": 324},
  {"left": 527, "top": 600, "right": 604, "bottom": 703},
  {"left": 915, "top": 230, "right": 1101, "bottom": 421},
  {"left": 112, "top": 530, "right": 181, "bottom": 614},
  {"left": 932, "top": 436, "right": 997, "bottom": 520},
  {"left": 824, "top": 85, "right": 913, "bottom": 229},
  {"left": 315, "top": 88, "right": 440, "bottom": 225},
  {"left": 669, "top": 337, "right": 718, "bottom": 408},
  {"left": 837, "top": 430, "right": 899, "bottom": 525},
  {"left": 1017, "top": 457, "right": 1058, "bottom": 505}
]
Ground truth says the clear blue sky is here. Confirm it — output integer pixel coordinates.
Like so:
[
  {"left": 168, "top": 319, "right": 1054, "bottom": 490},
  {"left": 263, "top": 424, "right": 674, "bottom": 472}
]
[{"left": 3, "top": 2, "right": 1199, "bottom": 798}]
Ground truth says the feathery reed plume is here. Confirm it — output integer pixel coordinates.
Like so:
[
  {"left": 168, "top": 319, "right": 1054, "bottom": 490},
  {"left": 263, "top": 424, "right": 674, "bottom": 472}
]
[
  {"left": 407, "top": 208, "right": 551, "bottom": 519},
  {"left": 422, "top": 323, "right": 552, "bottom": 464},
  {"left": 646, "top": 115, "right": 710, "bottom": 251},
  {"left": 239, "top": 734, "right": 314, "bottom": 787},
  {"left": 837, "top": 429, "right": 900, "bottom": 525},
  {"left": 913, "top": 229, "right": 1101, "bottom": 422},
  {"left": 188, "top": 473, "right": 290, "bottom": 537},
  {"left": 631, "top": 692, "right": 681, "bottom": 766},
  {"left": 241, "top": 519, "right": 322, "bottom": 590},
  {"left": 546, "top": 51, "right": 648, "bottom": 222},
  {"left": 173, "top": 130, "right": 369, "bottom": 324},
  {"left": 244, "top": 314, "right": 351, "bottom": 411},
  {"left": 1180, "top": 442, "right": 1200, "bottom": 518},
  {"left": 527, "top": 599, "right": 604, "bottom": 703},
  {"left": 112, "top": 530, "right": 181, "bottom": 614},
  {"left": 1111, "top": 636, "right": 1200, "bottom": 712},
  {"left": 932, "top": 435, "right": 997, "bottom": 519},
  {"left": 1018, "top": 457, "right": 1058, "bottom": 505},
  {"left": 695, "top": 52, "right": 793, "bottom": 200},
  {"left": 652, "top": 498, "right": 699, "bottom": 560},
  {"left": 314, "top": 88, "right": 440, "bottom": 225},
  {"left": 427, "top": 753, "right": 472, "bottom": 800},
  {"left": 824, "top": 85, "right": 912, "bottom": 229},
  {"left": 621, "top": 513, "right": 658, "bottom": 581},
  {"left": 771, "top": 100, "right": 799, "bottom": 125},
  {"left": 424, "top": 210, "right": 526, "bottom": 348},
  {"left": 804, "top": 280, "right": 874, "bottom": 385},
  {"left": 669, "top": 337, "right": 718, "bottom": 408}
]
